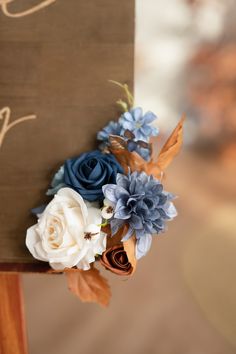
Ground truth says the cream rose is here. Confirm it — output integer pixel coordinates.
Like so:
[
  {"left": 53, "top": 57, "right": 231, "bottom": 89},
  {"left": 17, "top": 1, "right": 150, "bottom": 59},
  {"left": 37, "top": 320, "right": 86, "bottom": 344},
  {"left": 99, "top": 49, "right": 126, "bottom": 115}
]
[{"left": 26, "top": 188, "right": 106, "bottom": 270}]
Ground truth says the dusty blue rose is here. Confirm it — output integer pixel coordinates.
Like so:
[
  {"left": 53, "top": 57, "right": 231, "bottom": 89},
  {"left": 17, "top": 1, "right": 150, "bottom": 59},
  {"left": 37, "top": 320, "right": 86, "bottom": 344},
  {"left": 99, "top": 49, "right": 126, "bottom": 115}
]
[{"left": 64, "top": 150, "right": 123, "bottom": 202}]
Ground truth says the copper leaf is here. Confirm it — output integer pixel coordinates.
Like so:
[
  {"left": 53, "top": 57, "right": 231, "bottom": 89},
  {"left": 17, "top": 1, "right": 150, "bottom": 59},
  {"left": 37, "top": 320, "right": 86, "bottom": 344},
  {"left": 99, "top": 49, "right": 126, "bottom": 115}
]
[{"left": 66, "top": 267, "right": 111, "bottom": 307}]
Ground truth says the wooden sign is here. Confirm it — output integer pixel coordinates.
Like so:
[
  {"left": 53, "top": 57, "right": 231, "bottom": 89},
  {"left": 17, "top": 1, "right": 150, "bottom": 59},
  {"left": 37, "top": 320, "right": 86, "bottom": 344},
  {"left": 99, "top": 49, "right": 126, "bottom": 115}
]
[{"left": 0, "top": 0, "right": 134, "bottom": 269}]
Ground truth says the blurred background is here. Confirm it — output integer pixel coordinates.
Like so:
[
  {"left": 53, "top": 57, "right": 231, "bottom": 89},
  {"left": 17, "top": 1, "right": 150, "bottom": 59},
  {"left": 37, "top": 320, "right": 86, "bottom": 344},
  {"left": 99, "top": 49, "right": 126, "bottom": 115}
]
[{"left": 23, "top": 0, "right": 236, "bottom": 353}]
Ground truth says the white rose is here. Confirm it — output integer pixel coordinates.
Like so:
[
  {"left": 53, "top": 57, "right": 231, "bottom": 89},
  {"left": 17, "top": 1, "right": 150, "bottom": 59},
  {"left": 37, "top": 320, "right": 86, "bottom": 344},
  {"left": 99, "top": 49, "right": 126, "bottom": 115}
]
[{"left": 26, "top": 188, "right": 106, "bottom": 270}]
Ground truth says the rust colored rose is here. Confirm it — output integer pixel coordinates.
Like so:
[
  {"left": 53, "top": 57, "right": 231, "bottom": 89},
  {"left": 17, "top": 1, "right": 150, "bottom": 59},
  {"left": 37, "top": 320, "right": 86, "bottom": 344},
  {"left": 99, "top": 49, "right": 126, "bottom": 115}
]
[{"left": 100, "top": 245, "right": 133, "bottom": 276}]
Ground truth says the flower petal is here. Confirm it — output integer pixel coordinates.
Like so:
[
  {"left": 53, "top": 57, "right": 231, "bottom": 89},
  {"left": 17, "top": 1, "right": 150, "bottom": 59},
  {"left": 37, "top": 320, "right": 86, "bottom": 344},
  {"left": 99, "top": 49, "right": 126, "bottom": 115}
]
[
  {"left": 114, "top": 207, "right": 131, "bottom": 220},
  {"left": 136, "top": 234, "right": 152, "bottom": 259},
  {"left": 165, "top": 202, "right": 178, "bottom": 219},
  {"left": 121, "top": 112, "right": 134, "bottom": 122},
  {"left": 121, "top": 226, "right": 134, "bottom": 241},
  {"left": 46, "top": 166, "right": 66, "bottom": 196},
  {"left": 102, "top": 184, "right": 117, "bottom": 203},
  {"left": 130, "top": 214, "right": 143, "bottom": 230},
  {"left": 143, "top": 111, "right": 157, "bottom": 124},
  {"left": 114, "top": 186, "right": 129, "bottom": 199},
  {"left": 86, "top": 206, "right": 102, "bottom": 226},
  {"left": 31, "top": 204, "right": 47, "bottom": 217},
  {"left": 132, "top": 107, "right": 143, "bottom": 121},
  {"left": 122, "top": 121, "right": 134, "bottom": 131},
  {"left": 26, "top": 225, "right": 48, "bottom": 261}
]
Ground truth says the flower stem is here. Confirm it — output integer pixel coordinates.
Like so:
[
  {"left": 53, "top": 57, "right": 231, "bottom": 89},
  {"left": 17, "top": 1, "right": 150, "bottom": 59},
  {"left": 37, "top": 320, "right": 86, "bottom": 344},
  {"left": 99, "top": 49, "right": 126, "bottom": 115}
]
[
  {"left": 99, "top": 220, "right": 109, "bottom": 228},
  {"left": 109, "top": 80, "right": 134, "bottom": 110}
]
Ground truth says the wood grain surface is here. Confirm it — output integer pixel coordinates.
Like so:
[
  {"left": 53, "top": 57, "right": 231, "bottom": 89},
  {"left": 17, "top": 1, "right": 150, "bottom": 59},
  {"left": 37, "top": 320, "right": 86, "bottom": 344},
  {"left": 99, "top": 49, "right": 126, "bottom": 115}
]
[
  {"left": 0, "top": 0, "right": 134, "bottom": 267},
  {"left": 0, "top": 274, "right": 28, "bottom": 354}
]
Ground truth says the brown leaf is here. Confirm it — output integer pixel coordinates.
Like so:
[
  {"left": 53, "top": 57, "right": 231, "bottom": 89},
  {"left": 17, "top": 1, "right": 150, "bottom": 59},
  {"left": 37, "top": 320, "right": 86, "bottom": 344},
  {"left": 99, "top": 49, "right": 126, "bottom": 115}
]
[
  {"left": 149, "top": 135, "right": 159, "bottom": 161},
  {"left": 66, "top": 267, "right": 111, "bottom": 307},
  {"left": 106, "top": 224, "right": 129, "bottom": 248},
  {"left": 156, "top": 114, "right": 185, "bottom": 171},
  {"left": 109, "top": 133, "right": 147, "bottom": 173},
  {"left": 110, "top": 116, "right": 184, "bottom": 178},
  {"left": 146, "top": 115, "right": 185, "bottom": 178},
  {"left": 124, "top": 129, "right": 135, "bottom": 140},
  {"left": 109, "top": 135, "right": 127, "bottom": 150},
  {"left": 101, "top": 224, "right": 111, "bottom": 236},
  {"left": 144, "top": 163, "right": 163, "bottom": 180},
  {"left": 110, "top": 146, "right": 146, "bottom": 174},
  {"left": 123, "top": 235, "right": 137, "bottom": 274},
  {"left": 137, "top": 140, "right": 150, "bottom": 149}
]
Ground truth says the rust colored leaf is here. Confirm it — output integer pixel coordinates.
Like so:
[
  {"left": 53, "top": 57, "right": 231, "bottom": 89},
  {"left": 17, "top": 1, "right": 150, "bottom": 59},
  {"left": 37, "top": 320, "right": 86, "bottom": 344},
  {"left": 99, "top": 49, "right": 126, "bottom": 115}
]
[
  {"left": 123, "top": 235, "right": 137, "bottom": 274},
  {"left": 109, "top": 132, "right": 147, "bottom": 173},
  {"left": 109, "top": 115, "right": 184, "bottom": 179},
  {"left": 149, "top": 135, "right": 159, "bottom": 162},
  {"left": 156, "top": 115, "right": 185, "bottom": 171},
  {"left": 66, "top": 267, "right": 111, "bottom": 307},
  {"left": 106, "top": 224, "right": 129, "bottom": 248},
  {"left": 144, "top": 163, "right": 162, "bottom": 180},
  {"left": 101, "top": 223, "right": 129, "bottom": 248},
  {"left": 109, "top": 135, "right": 127, "bottom": 150},
  {"left": 110, "top": 146, "right": 146, "bottom": 174},
  {"left": 109, "top": 135, "right": 144, "bottom": 173},
  {"left": 146, "top": 115, "right": 185, "bottom": 179},
  {"left": 101, "top": 224, "right": 111, "bottom": 236}
]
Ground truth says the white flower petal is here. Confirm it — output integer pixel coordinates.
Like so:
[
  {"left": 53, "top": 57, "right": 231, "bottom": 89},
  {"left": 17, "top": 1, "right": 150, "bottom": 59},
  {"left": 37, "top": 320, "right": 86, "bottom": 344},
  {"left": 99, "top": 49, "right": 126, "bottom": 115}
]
[
  {"left": 86, "top": 207, "right": 102, "bottom": 226},
  {"left": 49, "top": 262, "right": 67, "bottom": 271},
  {"left": 57, "top": 187, "right": 88, "bottom": 221},
  {"left": 26, "top": 225, "right": 48, "bottom": 261}
]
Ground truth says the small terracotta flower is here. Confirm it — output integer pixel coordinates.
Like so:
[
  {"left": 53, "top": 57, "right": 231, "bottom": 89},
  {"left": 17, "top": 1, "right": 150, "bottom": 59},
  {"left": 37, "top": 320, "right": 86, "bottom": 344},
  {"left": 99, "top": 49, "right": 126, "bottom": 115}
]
[{"left": 100, "top": 245, "right": 133, "bottom": 276}]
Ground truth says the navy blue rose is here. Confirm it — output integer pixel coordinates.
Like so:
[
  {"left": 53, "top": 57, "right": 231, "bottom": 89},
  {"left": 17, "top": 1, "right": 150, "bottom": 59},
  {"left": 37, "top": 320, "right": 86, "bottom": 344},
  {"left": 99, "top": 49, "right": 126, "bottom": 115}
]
[{"left": 64, "top": 150, "right": 123, "bottom": 202}]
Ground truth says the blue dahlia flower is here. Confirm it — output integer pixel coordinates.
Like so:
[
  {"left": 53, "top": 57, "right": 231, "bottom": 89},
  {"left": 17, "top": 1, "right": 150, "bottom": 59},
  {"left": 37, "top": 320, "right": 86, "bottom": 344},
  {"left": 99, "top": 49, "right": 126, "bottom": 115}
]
[
  {"left": 119, "top": 107, "right": 158, "bottom": 142},
  {"left": 102, "top": 171, "right": 177, "bottom": 259}
]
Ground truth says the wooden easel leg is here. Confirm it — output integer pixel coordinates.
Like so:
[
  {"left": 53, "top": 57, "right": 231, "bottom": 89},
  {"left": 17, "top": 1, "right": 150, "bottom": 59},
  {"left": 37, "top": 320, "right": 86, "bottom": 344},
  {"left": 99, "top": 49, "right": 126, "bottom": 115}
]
[{"left": 0, "top": 274, "right": 28, "bottom": 354}]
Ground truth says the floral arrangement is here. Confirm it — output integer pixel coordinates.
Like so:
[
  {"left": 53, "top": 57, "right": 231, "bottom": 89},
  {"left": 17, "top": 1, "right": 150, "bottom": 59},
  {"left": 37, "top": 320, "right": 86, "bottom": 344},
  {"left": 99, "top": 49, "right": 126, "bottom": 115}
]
[{"left": 26, "top": 82, "right": 184, "bottom": 306}]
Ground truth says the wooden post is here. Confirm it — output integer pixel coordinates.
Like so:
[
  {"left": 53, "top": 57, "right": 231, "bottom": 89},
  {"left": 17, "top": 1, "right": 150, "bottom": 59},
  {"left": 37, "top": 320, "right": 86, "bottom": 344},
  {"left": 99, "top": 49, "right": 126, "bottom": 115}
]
[{"left": 0, "top": 274, "right": 28, "bottom": 354}]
